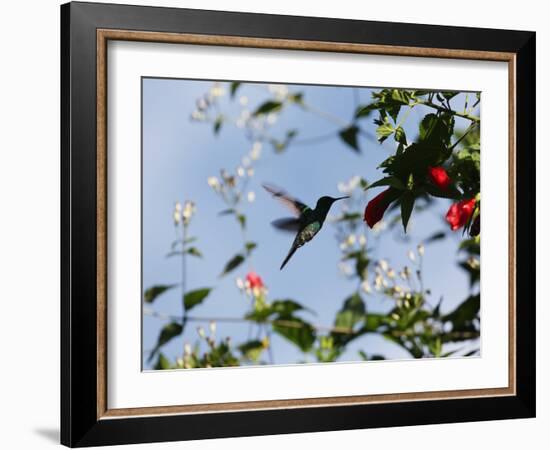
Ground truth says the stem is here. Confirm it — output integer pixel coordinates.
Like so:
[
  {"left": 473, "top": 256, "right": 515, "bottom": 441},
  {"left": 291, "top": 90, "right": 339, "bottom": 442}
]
[
  {"left": 301, "top": 102, "right": 349, "bottom": 127},
  {"left": 417, "top": 100, "right": 480, "bottom": 123},
  {"left": 292, "top": 131, "right": 339, "bottom": 146},
  {"left": 144, "top": 309, "right": 361, "bottom": 335},
  {"left": 396, "top": 105, "right": 414, "bottom": 129},
  {"left": 181, "top": 223, "right": 188, "bottom": 321},
  {"left": 449, "top": 122, "right": 477, "bottom": 151},
  {"left": 266, "top": 326, "right": 274, "bottom": 364}
]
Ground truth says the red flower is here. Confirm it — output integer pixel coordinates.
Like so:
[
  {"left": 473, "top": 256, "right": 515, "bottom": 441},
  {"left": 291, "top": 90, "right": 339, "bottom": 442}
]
[
  {"left": 446, "top": 198, "right": 476, "bottom": 231},
  {"left": 428, "top": 166, "right": 452, "bottom": 191},
  {"left": 246, "top": 271, "right": 264, "bottom": 289},
  {"left": 364, "top": 189, "right": 391, "bottom": 229}
]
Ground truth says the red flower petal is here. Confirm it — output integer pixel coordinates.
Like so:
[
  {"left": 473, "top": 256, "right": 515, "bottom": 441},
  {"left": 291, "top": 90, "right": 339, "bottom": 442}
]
[
  {"left": 445, "top": 198, "right": 476, "bottom": 231},
  {"left": 364, "top": 189, "right": 391, "bottom": 229},
  {"left": 428, "top": 166, "right": 452, "bottom": 191},
  {"left": 246, "top": 271, "right": 264, "bottom": 289}
]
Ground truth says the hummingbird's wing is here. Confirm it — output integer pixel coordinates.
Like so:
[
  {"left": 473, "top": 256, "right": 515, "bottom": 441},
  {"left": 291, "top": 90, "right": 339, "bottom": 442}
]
[
  {"left": 271, "top": 217, "right": 301, "bottom": 232},
  {"left": 262, "top": 183, "right": 310, "bottom": 217}
]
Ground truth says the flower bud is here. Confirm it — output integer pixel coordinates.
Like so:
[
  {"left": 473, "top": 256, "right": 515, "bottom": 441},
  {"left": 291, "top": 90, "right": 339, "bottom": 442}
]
[{"left": 209, "top": 321, "right": 217, "bottom": 335}]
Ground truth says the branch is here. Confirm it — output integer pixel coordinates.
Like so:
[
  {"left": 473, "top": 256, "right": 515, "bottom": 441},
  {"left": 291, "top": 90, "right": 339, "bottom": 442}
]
[
  {"left": 417, "top": 100, "right": 480, "bottom": 123},
  {"left": 144, "top": 308, "right": 358, "bottom": 335}
]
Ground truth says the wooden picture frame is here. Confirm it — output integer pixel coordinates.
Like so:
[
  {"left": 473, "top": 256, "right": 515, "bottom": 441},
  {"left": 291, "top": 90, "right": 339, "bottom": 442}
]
[{"left": 61, "top": 1, "right": 535, "bottom": 446}]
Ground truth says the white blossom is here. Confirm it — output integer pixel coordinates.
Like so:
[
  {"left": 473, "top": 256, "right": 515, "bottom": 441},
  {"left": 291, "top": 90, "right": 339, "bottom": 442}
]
[
  {"left": 236, "top": 278, "right": 245, "bottom": 290},
  {"left": 209, "top": 83, "right": 225, "bottom": 98},
  {"left": 361, "top": 280, "right": 372, "bottom": 294},
  {"left": 250, "top": 142, "right": 262, "bottom": 160},
  {"left": 182, "top": 201, "right": 196, "bottom": 224},
  {"left": 209, "top": 321, "right": 217, "bottom": 335},
  {"left": 268, "top": 84, "right": 288, "bottom": 99},
  {"left": 267, "top": 113, "right": 278, "bottom": 125},
  {"left": 207, "top": 176, "right": 220, "bottom": 190}
]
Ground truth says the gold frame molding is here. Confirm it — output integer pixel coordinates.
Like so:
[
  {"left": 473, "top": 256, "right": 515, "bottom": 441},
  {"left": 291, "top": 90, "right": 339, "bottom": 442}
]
[{"left": 96, "top": 29, "right": 516, "bottom": 420}]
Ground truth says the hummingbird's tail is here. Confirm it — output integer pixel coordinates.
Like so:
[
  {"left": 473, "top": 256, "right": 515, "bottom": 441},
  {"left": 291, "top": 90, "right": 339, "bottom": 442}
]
[{"left": 280, "top": 245, "right": 298, "bottom": 270}]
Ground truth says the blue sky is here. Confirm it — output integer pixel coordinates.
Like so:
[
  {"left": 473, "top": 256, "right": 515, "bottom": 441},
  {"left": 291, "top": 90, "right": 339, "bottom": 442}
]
[{"left": 142, "top": 78, "right": 478, "bottom": 369}]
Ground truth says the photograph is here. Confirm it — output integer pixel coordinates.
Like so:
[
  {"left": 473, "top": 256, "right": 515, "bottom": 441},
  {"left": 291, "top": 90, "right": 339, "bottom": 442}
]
[
  {"left": 55, "top": 1, "right": 536, "bottom": 446},
  {"left": 142, "top": 79, "right": 482, "bottom": 370}
]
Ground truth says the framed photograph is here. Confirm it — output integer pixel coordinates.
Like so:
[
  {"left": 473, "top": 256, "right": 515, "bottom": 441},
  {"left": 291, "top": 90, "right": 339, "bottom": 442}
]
[{"left": 61, "top": 1, "right": 536, "bottom": 447}]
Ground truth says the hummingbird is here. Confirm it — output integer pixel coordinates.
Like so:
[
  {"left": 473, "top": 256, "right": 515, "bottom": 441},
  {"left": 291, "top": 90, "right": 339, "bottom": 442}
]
[{"left": 263, "top": 183, "right": 349, "bottom": 270}]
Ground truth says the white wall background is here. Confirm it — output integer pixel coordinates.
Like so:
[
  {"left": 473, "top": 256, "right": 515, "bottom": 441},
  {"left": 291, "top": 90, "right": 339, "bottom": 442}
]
[{"left": 0, "top": 0, "right": 545, "bottom": 448}]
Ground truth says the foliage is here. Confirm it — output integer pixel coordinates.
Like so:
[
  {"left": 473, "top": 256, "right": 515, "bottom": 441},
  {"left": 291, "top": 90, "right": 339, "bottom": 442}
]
[{"left": 144, "top": 83, "right": 481, "bottom": 368}]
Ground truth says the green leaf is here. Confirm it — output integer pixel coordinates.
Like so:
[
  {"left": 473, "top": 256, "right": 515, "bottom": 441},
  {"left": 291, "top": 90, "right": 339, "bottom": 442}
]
[
  {"left": 400, "top": 191, "right": 415, "bottom": 232},
  {"left": 148, "top": 322, "right": 183, "bottom": 362},
  {"left": 459, "top": 260, "right": 480, "bottom": 287},
  {"left": 378, "top": 143, "right": 443, "bottom": 179},
  {"left": 331, "top": 293, "right": 367, "bottom": 347},
  {"left": 144, "top": 284, "right": 177, "bottom": 303},
  {"left": 270, "top": 299, "right": 311, "bottom": 316},
  {"left": 425, "top": 231, "right": 447, "bottom": 243},
  {"left": 391, "top": 89, "right": 412, "bottom": 105},
  {"left": 237, "top": 214, "right": 246, "bottom": 229},
  {"left": 238, "top": 340, "right": 265, "bottom": 362},
  {"left": 354, "top": 103, "right": 376, "bottom": 118},
  {"left": 366, "top": 176, "right": 405, "bottom": 191},
  {"left": 213, "top": 115, "right": 223, "bottom": 135},
  {"left": 362, "top": 313, "right": 386, "bottom": 332},
  {"left": 358, "top": 351, "right": 385, "bottom": 361},
  {"left": 288, "top": 92, "right": 304, "bottom": 104},
  {"left": 184, "top": 288, "right": 212, "bottom": 311},
  {"left": 334, "top": 292, "right": 366, "bottom": 331},
  {"left": 230, "top": 81, "right": 241, "bottom": 98},
  {"left": 441, "top": 91, "right": 458, "bottom": 100},
  {"left": 375, "top": 117, "right": 394, "bottom": 143},
  {"left": 463, "top": 348, "right": 480, "bottom": 357},
  {"left": 270, "top": 129, "right": 298, "bottom": 153},
  {"left": 335, "top": 212, "right": 362, "bottom": 222},
  {"left": 424, "top": 184, "right": 462, "bottom": 200},
  {"left": 394, "top": 126, "right": 407, "bottom": 145},
  {"left": 273, "top": 317, "right": 315, "bottom": 352},
  {"left": 253, "top": 101, "right": 283, "bottom": 116},
  {"left": 245, "top": 241, "right": 257, "bottom": 254},
  {"left": 218, "top": 208, "right": 236, "bottom": 216},
  {"left": 154, "top": 353, "right": 172, "bottom": 370},
  {"left": 343, "top": 250, "right": 369, "bottom": 280},
  {"left": 459, "top": 236, "right": 480, "bottom": 255},
  {"left": 443, "top": 294, "right": 480, "bottom": 329},
  {"left": 419, "top": 113, "right": 455, "bottom": 148},
  {"left": 220, "top": 253, "right": 245, "bottom": 276},
  {"left": 338, "top": 125, "right": 360, "bottom": 152},
  {"left": 185, "top": 247, "right": 202, "bottom": 258}
]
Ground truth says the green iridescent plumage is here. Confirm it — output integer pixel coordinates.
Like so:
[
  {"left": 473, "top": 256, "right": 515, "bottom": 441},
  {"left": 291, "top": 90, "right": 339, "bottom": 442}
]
[{"left": 263, "top": 184, "right": 349, "bottom": 270}]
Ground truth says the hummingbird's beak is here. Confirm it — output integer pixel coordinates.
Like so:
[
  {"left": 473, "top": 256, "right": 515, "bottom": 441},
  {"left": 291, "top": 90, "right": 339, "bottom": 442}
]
[{"left": 334, "top": 196, "right": 350, "bottom": 202}]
